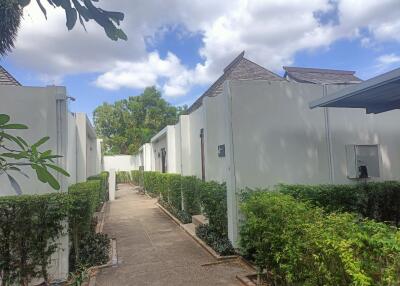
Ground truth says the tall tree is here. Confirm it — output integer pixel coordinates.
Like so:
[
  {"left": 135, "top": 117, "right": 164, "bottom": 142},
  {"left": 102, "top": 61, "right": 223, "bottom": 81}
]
[
  {"left": 0, "top": 0, "right": 126, "bottom": 56},
  {"left": 94, "top": 87, "right": 186, "bottom": 155}
]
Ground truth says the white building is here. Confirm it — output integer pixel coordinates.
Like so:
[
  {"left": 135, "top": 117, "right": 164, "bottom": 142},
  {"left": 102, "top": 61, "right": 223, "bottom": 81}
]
[
  {"left": 133, "top": 53, "right": 400, "bottom": 246},
  {"left": 0, "top": 66, "right": 102, "bottom": 280}
]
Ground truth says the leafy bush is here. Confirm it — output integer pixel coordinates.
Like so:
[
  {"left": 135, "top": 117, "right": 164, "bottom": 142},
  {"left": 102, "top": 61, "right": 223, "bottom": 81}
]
[
  {"left": 116, "top": 171, "right": 131, "bottom": 184},
  {"left": 166, "top": 174, "right": 182, "bottom": 210},
  {"left": 199, "top": 181, "right": 228, "bottom": 237},
  {"left": 131, "top": 170, "right": 142, "bottom": 186},
  {"left": 181, "top": 176, "right": 201, "bottom": 215},
  {"left": 0, "top": 174, "right": 108, "bottom": 285},
  {"left": 240, "top": 191, "right": 400, "bottom": 285},
  {"left": 196, "top": 224, "right": 235, "bottom": 256},
  {"left": 68, "top": 179, "right": 104, "bottom": 268},
  {"left": 69, "top": 232, "right": 110, "bottom": 270},
  {"left": 143, "top": 171, "right": 159, "bottom": 196},
  {"left": 87, "top": 171, "right": 109, "bottom": 204},
  {"left": 0, "top": 193, "right": 68, "bottom": 285},
  {"left": 278, "top": 181, "right": 400, "bottom": 225}
]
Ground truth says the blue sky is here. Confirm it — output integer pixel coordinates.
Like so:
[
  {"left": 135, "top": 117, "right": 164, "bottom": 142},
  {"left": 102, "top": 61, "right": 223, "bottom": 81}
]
[{"left": 1, "top": 0, "right": 400, "bottom": 119}]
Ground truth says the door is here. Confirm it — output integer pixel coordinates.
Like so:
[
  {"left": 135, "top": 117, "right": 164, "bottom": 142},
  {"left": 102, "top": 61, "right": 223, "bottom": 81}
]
[{"left": 161, "top": 148, "right": 167, "bottom": 173}]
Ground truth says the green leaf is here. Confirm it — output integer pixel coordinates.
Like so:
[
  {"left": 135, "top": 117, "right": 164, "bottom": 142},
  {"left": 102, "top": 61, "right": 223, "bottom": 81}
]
[
  {"left": 0, "top": 114, "right": 10, "bottom": 125},
  {"left": 1, "top": 124, "right": 28, "bottom": 130},
  {"left": 1, "top": 153, "right": 22, "bottom": 159},
  {"left": 0, "top": 132, "right": 26, "bottom": 149},
  {"left": 16, "top": 136, "right": 28, "bottom": 147},
  {"left": 7, "top": 174, "right": 22, "bottom": 195},
  {"left": 33, "top": 165, "right": 48, "bottom": 183},
  {"left": 32, "top": 136, "right": 50, "bottom": 149},
  {"left": 45, "top": 163, "right": 70, "bottom": 177},
  {"left": 43, "top": 170, "right": 61, "bottom": 190}
]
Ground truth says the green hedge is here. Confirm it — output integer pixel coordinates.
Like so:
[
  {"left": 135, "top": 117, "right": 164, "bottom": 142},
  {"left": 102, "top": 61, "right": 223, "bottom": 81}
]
[
  {"left": 0, "top": 173, "right": 108, "bottom": 285},
  {"left": 131, "top": 170, "right": 142, "bottom": 186},
  {"left": 87, "top": 171, "right": 109, "bottom": 203},
  {"left": 240, "top": 191, "right": 400, "bottom": 285},
  {"left": 68, "top": 179, "right": 105, "bottom": 268},
  {"left": 116, "top": 171, "right": 131, "bottom": 184},
  {"left": 0, "top": 194, "right": 68, "bottom": 285},
  {"left": 199, "top": 181, "right": 228, "bottom": 237},
  {"left": 181, "top": 176, "right": 201, "bottom": 215},
  {"left": 278, "top": 181, "right": 400, "bottom": 225}
]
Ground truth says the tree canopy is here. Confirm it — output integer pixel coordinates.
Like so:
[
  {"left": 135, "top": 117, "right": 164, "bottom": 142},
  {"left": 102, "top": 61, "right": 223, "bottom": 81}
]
[
  {"left": 94, "top": 87, "right": 187, "bottom": 155},
  {"left": 0, "top": 0, "right": 126, "bottom": 56}
]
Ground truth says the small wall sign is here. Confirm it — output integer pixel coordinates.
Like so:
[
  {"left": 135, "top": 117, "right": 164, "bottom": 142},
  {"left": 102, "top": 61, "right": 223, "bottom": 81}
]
[{"left": 218, "top": 144, "right": 225, "bottom": 157}]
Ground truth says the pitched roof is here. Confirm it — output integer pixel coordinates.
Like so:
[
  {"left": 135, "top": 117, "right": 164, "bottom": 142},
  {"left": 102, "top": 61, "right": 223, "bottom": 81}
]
[
  {"left": 283, "top": 66, "right": 362, "bottom": 85},
  {"left": 187, "top": 51, "right": 283, "bottom": 113},
  {"left": 0, "top": 65, "right": 21, "bottom": 86}
]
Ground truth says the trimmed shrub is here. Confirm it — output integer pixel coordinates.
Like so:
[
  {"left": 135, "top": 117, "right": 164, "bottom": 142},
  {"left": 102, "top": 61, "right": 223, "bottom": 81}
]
[
  {"left": 87, "top": 171, "right": 109, "bottom": 203},
  {"left": 68, "top": 179, "right": 104, "bottom": 269},
  {"left": 131, "top": 170, "right": 142, "bottom": 186},
  {"left": 240, "top": 191, "right": 400, "bottom": 285},
  {"left": 166, "top": 173, "right": 182, "bottom": 210},
  {"left": 199, "top": 181, "right": 228, "bottom": 237},
  {"left": 181, "top": 176, "right": 201, "bottom": 215},
  {"left": 143, "top": 171, "right": 159, "bottom": 196},
  {"left": 116, "top": 171, "right": 131, "bottom": 184},
  {"left": 0, "top": 193, "right": 68, "bottom": 285},
  {"left": 278, "top": 181, "right": 400, "bottom": 225}
]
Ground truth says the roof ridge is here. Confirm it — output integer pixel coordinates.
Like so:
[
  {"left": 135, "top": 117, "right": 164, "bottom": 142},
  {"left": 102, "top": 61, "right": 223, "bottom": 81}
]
[
  {"left": 283, "top": 66, "right": 355, "bottom": 75},
  {"left": 0, "top": 65, "right": 21, "bottom": 86},
  {"left": 223, "top": 51, "right": 245, "bottom": 73}
]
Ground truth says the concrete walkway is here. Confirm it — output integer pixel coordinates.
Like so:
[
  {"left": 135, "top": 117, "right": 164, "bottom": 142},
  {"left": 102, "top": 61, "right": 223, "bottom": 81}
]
[{"left": 95, "top": 184, "right": 249, "bottom": 286}]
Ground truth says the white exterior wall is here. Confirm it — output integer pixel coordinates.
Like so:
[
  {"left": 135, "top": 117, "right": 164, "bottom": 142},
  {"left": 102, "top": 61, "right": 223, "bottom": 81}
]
[
  {"left": 0, "top": 85, "right": 70, "bottom": 280},
  {"left": 152, "top": 133, "right": 168, "bottom": 172},
  {"left": 224, "top": 80, "right": 400, "bottom": 245},
  {"left": 179, "top": 115, "right": 191, "bottom": 175},
  {"left": 75, "top": 113, "right": 99, "bottom": 181},
  {"left": 103, "top": 155, "right": 141, "bottom": 172},
  {"left": 0, "top": 86, "right": 102, "bottom": 281},
  {"left": 187, "top": 106, "right": 205, "bottom": 178},
  {"left": 67, "top": 112, "right": 77, "bottom": 185},
  {"left": 203, "top": 94, "right": 229, "bottom": 183},
  {"left": 0, "top": 86, "right": 69, "bottom": 195},
  {"left": 166, "top": 126, "right": 178, "bottom": 173},
  {"left": 75, "top": 113, "right": 87, "bottom": 182},
  {"left": 141, "top": 143, "right": 153, "bottom": 171}
]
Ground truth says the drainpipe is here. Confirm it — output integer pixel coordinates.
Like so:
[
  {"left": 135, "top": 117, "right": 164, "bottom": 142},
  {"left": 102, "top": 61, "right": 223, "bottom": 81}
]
[{"left": 323, "top": 84, "right": 335, "bottom": 184}]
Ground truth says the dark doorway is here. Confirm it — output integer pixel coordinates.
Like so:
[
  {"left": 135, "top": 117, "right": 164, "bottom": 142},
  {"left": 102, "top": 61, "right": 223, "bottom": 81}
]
[
  {"left": 161, "top": 148, "right": 167, "bottom": 173},
  {"left": 200, "top": 129, "right": 205, "bottom": 181}
]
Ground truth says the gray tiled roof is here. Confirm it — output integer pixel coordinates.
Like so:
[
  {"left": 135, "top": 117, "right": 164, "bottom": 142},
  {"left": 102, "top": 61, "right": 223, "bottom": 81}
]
[
  {"left": 283, "top": 66, "right": 362, "bottom": 85},
  {"left": 187, "top": 51, "right": 283, "bottom": 113},
  {"left": 0, "top": 65, "right": 21, "bottom": 86}
]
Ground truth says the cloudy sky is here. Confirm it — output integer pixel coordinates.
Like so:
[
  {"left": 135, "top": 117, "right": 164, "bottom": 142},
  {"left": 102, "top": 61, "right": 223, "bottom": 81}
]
[{"left": 2, "top": 0, "right": 400, "bottom": 116}]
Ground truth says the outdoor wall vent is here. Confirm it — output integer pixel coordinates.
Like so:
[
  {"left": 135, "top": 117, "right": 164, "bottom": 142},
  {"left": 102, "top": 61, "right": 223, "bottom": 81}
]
[{"left": 345, "top": 145, "right": 380, "bottom": 179}]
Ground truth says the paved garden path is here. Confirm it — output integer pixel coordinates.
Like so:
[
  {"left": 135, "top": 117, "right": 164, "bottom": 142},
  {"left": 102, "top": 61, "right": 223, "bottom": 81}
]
[{"left": 95, "top": 184, "right": 249, "bottom": 286}]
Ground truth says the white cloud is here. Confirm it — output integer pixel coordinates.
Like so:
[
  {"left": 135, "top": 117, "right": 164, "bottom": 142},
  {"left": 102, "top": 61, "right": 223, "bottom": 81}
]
[
  {"left": 7, "top": 0, "right": 400, "bottom": 97},
  {"left": 376, "top": 53, "right": 400, "bottom": 72}
]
